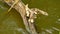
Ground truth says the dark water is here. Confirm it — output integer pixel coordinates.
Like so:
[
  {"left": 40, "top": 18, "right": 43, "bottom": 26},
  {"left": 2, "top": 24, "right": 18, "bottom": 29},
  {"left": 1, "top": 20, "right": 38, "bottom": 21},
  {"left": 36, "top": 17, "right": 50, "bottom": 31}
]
[{"left": 0, "top": 0, "right": 60, "bottom": 34}]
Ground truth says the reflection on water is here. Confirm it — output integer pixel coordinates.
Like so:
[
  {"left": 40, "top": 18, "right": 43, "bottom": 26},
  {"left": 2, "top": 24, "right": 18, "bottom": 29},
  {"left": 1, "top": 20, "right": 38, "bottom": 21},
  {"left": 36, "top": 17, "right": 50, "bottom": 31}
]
[
  {"left": 52, "top": 27, "right": 60, "bottom": 31},
  {"left": 57, "top": 19, "right": 60, "bottom": 22},
  {"left": 56, "top": 18, "right": 60, "bottom": 24},
  {"left": 45, "top": 29, "right": 52, "bottom": 34},
  {"left": 41, "top": 28, "right": 53, "bottom": 34},
  {"left": 16, "top": 28, "right": 27, "bottom": 34}
]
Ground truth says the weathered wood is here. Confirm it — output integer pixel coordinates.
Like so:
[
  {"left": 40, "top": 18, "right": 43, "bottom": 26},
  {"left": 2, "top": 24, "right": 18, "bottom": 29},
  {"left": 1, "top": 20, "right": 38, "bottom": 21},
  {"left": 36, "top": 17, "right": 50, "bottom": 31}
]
[{"left": 4, "top": 0, "right": 38, "bottom": 34}]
